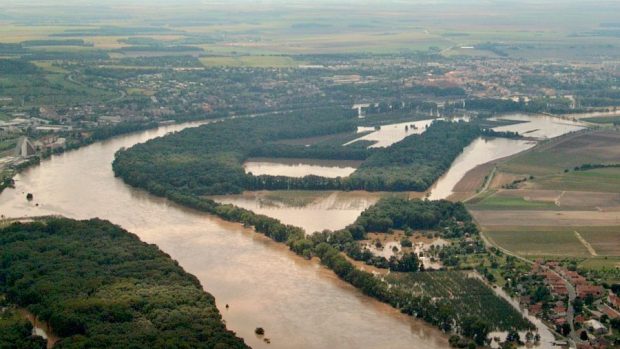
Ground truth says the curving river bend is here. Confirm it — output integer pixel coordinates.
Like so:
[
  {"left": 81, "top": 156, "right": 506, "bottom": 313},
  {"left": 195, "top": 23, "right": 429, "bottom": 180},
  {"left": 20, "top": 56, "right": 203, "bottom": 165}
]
[{"left": 0, "top": 122, "right": 449, "bottom": 349}]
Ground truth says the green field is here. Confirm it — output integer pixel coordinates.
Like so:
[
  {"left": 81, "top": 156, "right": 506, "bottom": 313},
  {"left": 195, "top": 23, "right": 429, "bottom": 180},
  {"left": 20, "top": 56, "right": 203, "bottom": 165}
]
[
  {"left": 578, "top": 257, "right": 620, "bottom": 284},
  {"left": 534, "top": 168, "right": 620, "bottom": 192},
  {"left": 583, "top": 115, "right": 620, "bottom": 124},
  {"left": 499, "top": 148, "right": 595, "bottom": 177},
  {"left": 199, "top": 55, "right": 303, "bottom": 68},
  {"left": 0, "top": 71, "right": 115, "bottom": 107},
  {"left": 485, "top": 226, "right": 620, "bottom": 258},
  {"left": 577, "top": 227, "right": 620, "bottom": 255},
  {"left": 485, "top": 227, "right": 591, "bottom": 257},
  {"left": 468, "top": 194, "right": 557, "bottom": 210}
]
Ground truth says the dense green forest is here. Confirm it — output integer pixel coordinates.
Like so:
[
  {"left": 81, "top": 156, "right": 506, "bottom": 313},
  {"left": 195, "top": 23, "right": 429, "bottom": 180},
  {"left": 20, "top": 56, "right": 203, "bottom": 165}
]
[
  {"left": 0, "top": 218, "right": 247, "bottom": 349},
  {"left": 0, "top": 309, "right": 46, "bottom": 349},
  {"left": 113, "top": 109, "right": 489, "bottom": 195},
  {"left": 353, "top": 197, "right": 475, "bottom": 233},
  {"left": 114, "top": 107, "right": 361, "bottom": 194}
]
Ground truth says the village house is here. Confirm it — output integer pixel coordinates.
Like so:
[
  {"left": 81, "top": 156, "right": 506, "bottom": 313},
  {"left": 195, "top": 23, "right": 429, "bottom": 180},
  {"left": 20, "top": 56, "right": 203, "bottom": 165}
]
[
  {"left": 577, "top": 285, "right": 605, "bottom": 299},
  {"left": 584, "top": 319, "right": 607, "bottom": 335}
]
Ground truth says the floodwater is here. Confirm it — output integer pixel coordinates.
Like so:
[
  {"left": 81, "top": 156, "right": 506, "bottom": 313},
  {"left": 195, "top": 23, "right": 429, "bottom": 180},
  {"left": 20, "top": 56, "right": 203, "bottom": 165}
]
[
  {"left": 490, "top": 113, "right": 586, "bottom": 139},
  {"left": 0, "top": 122, "right": 449, "bottom": 349},
  {"left": 212, "top": 190, "right": 383, "bottom": 234},
  {"left": 484, "top": 279, "right": 556, "bottom": 349},
  {"left": 243, "top": 158, "right": 361, "bottom": 178},
  {"left": 344, "top": 119, "right": 436, "bottom": 148},
  {"left": 428, "top": 138, "right": 536, "bottom": 200},
  {"left": 428, "top": 113, "right": 587, "bottom": 200}
]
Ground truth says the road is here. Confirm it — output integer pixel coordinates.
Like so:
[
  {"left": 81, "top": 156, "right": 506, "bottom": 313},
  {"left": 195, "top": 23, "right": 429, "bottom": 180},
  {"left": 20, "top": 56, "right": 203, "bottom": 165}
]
[{"left": 479, "top": 230, "right": 577, "bottom": 348}]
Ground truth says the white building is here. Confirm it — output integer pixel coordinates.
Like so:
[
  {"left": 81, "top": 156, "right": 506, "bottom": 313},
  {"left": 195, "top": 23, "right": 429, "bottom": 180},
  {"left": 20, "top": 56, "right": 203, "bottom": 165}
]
[
  {"left": 584, "top": 319, "right": 607, "bottom": 335},
  {"left": 14, "top": 137, "right": 36, "bottom": 157}
]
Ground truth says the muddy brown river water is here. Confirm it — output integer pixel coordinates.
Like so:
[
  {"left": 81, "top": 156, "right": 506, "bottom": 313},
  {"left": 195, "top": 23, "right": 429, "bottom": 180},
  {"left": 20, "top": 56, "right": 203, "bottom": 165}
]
[{"left": 0, "top": 122, "right": 449, "bottom": 349}]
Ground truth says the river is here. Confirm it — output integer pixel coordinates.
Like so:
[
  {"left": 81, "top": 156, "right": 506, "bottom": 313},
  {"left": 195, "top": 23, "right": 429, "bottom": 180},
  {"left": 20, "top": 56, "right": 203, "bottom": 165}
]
[{"left": 0, "top": 121, "right": 449, "bottom": 349}]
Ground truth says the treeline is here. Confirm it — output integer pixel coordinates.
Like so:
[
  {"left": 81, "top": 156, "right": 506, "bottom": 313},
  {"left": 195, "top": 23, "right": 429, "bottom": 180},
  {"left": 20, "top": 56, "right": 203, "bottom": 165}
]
[
  {"left": 23, "top": 51, "right": 110, "bottom": 61},
  {"left": 0, "top": 59, "right": 39, "bottom": 74},
  {"left": 117, "top": 56, "right": 203, "bottom": 68},
  {"left": 447, "top": 97, "right": 580, "bottom": 115},
  {"left": 115, "top": 45, "right": 204, "bottom": 53},
  {"left": 573, "top": 163, "right": 620, "bottom": 171},
  {"left": 21, "top": 39, "right": 91, "bottom": 47},
  {"left": 0, "top": 218, "right": 248, "bottom": 349},
  {"left": 88, "top": 121, "right": 161, "bottom": 142},
  {"left": 249, "top": 143, "right": 370, "bottom": 161}
]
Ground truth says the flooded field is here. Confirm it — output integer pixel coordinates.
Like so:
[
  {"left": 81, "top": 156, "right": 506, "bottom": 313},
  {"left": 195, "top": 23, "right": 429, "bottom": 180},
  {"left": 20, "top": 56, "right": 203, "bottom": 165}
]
[
  {"left": 344, "top": 118, "right": 436, "bottom": 148},
  {"left": 211, "top": 190, "right": 385, "bottom": 233},
  {"left": 491, "top": 114, "right": 586, "bottom": 139},
  {"left": 244, "top": 158, "right": 361, "bottom": 178}
]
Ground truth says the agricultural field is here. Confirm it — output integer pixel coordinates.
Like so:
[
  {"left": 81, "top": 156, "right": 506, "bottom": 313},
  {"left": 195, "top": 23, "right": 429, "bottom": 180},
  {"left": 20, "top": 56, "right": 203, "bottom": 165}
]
[
  {"left": 470, "top": 130, "right": 620, "bottom": 270},
  {"left": 385, "top": 271, "right": 532, "bottom": 330},
  {"left": 497, "top": 130, "right": 620, "bottom": 178},
  {"left": 483, "top": 226, "right": 592, "bottom": 258},
  {"left": 582, "top": 115, "right": 620, "bottom": 124},
  {"left": 468, "top": 191, "right": 558, "bottom": 210},
  {"left": 533, "top": 167, "right": 620, "bottom": 193},
  {"left": 483, "top": 225, "right": 620, "bottom": 259},
  {"left": 1, "top": 2, "right": 620, "bottom": 57},
  {"left": 472, "top": 210, "right": 620, "bottom": 227},
  {"left": 199, "top": 55, "right": 303, "bottom": 68}
]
